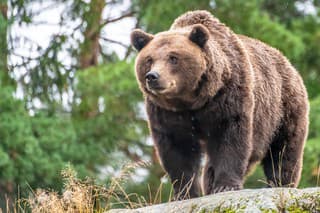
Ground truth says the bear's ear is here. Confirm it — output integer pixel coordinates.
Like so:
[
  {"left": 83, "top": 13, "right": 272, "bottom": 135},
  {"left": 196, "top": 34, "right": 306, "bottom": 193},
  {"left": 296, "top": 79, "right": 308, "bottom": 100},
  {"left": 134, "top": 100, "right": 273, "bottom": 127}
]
[
  {"left": 130, "top": 29, "right": 154, "bottom": 51},
  {"left": 189, "top": 24, "right": 209, "bottom": 48}
]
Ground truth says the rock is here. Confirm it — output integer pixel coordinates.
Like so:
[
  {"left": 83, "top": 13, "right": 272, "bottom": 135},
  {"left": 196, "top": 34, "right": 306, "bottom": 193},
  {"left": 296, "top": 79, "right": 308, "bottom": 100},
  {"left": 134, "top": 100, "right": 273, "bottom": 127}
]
[{"left": 107, "top": 187, "right": 320, "bottom": 213}]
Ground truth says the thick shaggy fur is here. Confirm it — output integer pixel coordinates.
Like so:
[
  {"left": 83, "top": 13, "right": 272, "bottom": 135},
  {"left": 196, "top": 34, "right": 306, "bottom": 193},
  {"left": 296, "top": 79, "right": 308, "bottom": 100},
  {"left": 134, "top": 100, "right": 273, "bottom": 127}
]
[{"left": 131, "top": 10, "right": 309, "bottom": 199}]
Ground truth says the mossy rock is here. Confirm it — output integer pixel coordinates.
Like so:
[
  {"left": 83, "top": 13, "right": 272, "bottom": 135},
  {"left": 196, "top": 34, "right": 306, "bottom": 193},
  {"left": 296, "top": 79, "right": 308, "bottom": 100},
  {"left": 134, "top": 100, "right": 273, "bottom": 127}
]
[{"left": 107, "top": 187, "right": 320, "bottom": 213}]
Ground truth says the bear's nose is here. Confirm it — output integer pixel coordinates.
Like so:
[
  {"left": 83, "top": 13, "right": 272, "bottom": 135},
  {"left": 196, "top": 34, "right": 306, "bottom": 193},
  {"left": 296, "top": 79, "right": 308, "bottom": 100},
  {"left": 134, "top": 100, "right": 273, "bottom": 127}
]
[{"left": 145, "top": 71, "right": 159, "bottom": 82}]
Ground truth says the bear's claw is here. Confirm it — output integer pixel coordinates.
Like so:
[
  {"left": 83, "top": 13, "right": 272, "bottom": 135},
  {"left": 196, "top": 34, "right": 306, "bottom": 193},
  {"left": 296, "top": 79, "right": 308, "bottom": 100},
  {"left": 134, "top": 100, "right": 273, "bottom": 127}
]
[{"left": 212, "top": 185, "right": 240, "bottom": 194}]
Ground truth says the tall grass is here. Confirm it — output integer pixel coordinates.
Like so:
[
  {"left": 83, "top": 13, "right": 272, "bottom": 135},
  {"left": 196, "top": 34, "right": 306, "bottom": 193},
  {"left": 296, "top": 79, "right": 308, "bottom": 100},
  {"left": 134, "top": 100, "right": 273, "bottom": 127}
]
[{"left": 2, "top": 161, "right": 168, "bottom": 213}]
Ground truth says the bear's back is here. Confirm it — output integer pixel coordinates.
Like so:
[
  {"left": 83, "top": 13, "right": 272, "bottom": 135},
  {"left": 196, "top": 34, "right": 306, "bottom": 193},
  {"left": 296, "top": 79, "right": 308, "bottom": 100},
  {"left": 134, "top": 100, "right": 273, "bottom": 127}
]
[
  {"left": 239, "top": 35, "right": 308, "bottom": 160},
  {"left": 171, "top": 10, "right": 233, "bottom": 40},
  {"left": 172, "top": 10, "right": 307, "bottom": 159}
]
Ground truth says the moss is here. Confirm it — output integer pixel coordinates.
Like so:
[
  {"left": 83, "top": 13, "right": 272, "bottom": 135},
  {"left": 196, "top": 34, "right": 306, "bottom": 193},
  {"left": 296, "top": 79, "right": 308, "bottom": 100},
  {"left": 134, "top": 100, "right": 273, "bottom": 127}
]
[
  {"left": 260, "top": 209, "right": 278, "bottom": 213},
  {"left": 210, "top": 204, "right": 238, "bottom": 213},
  {"left": 197, "top": 208, "right": 208, "bottom": 213},
  {"left": 189, "top": 204, "right": 198, "bottom": 212},
  {"left": 198, "top": 190, "right": 319, "bottom": 212},
  {"left": 285, "top": 191, "right": 320, "bottom": 212},
  {"left": 286, "top": 207, "right": 311, "bottom": 213},
  {"left": 210, "top": 208, "right": 236, "bottom": 213}
]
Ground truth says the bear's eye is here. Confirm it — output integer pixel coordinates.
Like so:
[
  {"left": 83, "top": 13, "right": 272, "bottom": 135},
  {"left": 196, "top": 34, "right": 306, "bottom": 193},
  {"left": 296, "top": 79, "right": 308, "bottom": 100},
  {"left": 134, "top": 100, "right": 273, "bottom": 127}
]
[
  {"left": 169, "top": 55, "right": 178, "bottom": 65},
  {"left": 145, "top": 57, "right": 153, "bottom": 66}
]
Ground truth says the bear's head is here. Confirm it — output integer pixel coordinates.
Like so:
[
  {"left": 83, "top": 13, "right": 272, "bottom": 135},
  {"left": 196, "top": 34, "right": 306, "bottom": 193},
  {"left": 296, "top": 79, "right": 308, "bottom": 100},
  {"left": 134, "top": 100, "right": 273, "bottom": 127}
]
[{"left": 131, "top": 24, "right": 218, "bottom": 111}]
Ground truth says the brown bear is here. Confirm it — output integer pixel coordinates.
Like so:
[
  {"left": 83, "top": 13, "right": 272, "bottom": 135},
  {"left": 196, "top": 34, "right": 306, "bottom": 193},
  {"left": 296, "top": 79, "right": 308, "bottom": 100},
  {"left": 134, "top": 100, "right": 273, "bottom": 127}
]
[{"left": 130, "top": 10, "right": 309, "bottom": 199}]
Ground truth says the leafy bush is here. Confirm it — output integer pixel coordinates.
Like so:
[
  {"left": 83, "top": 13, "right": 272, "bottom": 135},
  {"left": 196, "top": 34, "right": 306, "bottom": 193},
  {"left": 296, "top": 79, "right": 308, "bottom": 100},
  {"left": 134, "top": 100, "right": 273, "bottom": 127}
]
[
  {"left": 0, "top": 86, "right": 77, "bottom": 204},
  {"left": 300, "top": 137, "right": 320, "bottom": 187},
  {"left": 309, "top": 96, "right": 320, "bottom": 139},
  {"left": 0, "top": 61, "right": 149, "bottom": 207},
  {"left": 300, "top": 96, "right": 320, "bottom": 187}
]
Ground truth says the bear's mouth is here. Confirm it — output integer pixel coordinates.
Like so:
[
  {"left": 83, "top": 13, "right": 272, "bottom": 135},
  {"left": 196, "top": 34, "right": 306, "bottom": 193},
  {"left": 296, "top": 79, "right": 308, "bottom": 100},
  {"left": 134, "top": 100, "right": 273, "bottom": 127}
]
[
  {"left": 148, "top": 86, "right": 165, "bottom": 95},
  {"left": 146, "top": 80, "right": 176, "bottom": 95}
]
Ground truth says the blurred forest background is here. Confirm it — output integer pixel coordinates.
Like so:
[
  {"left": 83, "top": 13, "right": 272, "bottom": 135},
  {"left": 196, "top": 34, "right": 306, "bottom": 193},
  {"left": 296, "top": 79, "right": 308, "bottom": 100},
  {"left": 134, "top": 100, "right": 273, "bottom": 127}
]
[{"left": 0, "top": 0, "right": 320, "bottom": 209}]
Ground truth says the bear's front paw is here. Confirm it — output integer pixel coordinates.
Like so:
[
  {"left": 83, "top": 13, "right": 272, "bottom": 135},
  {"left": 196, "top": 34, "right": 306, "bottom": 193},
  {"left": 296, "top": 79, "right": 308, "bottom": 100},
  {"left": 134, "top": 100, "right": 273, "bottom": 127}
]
[{"left": 212, "top": 185, "right": 241, "bottom": 194}]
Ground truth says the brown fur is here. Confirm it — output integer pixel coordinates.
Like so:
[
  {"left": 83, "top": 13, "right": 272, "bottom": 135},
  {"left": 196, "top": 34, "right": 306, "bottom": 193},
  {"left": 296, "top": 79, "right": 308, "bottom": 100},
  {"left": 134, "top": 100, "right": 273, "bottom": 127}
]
[{"left": 131, "top": 10, "right": 309, "bottom": 199}]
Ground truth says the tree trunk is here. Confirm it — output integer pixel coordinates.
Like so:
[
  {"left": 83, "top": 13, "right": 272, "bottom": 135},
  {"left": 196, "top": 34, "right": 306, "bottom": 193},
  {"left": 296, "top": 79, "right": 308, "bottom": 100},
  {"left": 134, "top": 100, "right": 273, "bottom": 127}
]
[{"left": 79, "top": 0, "right": 105, "bottom": 69}]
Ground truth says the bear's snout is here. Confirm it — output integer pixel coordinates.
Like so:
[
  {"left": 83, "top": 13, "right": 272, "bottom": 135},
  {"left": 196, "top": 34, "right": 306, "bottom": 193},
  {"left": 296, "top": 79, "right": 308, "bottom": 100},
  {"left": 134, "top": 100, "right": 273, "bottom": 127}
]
[
  {"left": 145, "top": 71, "right": 161, "bottom": 90},
  {"left": 145, "top": 71, "right": 159, "bottom": 82}
]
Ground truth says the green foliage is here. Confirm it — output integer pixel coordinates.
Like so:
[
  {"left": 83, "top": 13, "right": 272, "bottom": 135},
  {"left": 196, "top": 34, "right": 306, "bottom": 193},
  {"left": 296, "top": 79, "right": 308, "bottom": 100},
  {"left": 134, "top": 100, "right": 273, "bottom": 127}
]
[
  {"left": 0, "top": 60, "right": 148, "bottom": 204},
  {"left": 261, "top": 0, "right": 306, "bottom": 24},
  {"left": 309, "top": 96, "right": 320, "bottom": 139},
  {"left": 291, "top": 17, "right": 320, "bottom": 98},
  {"left": 133, "top": 0, "right": 211, "bottom": 33},
  {"left": 300, "top": 137, "right": 320, "bottom": 187},
  {"left": 245, "top": 165, "right": 265, "bottom": 188},
  {"left": 300, "top": 95, "right": 320, "bottom": 187},
  {"left": 0, "top": 1, "right": 11, "bottom": 86},
  {"left": 0, "top": 88, "right": 62, "bottom": 196},
  {"left": 73, "top": 61, "right": 148, "bottom": 167},
  {"left": 213, "top": 0, "right": 305, "bottom": 61},
  {"left": 0, "top": 85, "right": 72, "bottom": 197},
  {"left": 0, "top": 7, "right": 7, "bottom": 72}
]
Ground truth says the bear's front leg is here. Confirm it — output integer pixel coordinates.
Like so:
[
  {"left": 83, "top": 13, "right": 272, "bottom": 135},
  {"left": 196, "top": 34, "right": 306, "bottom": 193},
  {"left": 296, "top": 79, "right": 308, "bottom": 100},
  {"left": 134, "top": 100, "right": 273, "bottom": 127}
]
[
  {"left": 203, "top": 113, "right": 252, "bottom": 194},
  {"left": 151, "top": 127, "right": 202, "bottom": 200}
]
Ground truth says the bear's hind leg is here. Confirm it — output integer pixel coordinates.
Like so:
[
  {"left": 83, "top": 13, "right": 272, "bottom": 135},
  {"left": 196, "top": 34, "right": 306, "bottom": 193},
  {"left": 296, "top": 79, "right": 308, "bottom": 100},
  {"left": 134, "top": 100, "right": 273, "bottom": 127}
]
[{"left": 262, "top": 107, "right": 308, "bottom": 187}]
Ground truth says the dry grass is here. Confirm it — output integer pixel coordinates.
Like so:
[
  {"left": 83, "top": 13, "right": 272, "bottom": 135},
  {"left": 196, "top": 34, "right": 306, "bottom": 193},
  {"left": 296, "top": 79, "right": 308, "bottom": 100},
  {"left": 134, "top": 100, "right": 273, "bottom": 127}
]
[
  {"left": 26, "top": 168, "right": 106, "bottom": 213},
  {"left": 3, "top": 161, "right": 158, "bottom": 213}
]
